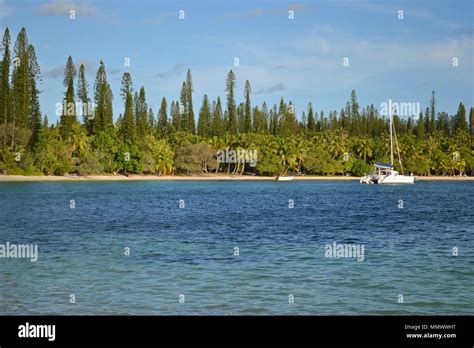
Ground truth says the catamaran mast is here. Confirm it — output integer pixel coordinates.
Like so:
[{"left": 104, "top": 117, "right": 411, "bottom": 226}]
[{"left": 389, "top": 107, "right": 394, "bottom": 166}]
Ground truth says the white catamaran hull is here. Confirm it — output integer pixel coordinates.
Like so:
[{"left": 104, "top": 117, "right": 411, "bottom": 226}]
[
  {"left": 378, "top": 174, "right": 415, "bottom": 184},
  {"left": 360, "top": 174, "right": 414, "bottom": 184}
]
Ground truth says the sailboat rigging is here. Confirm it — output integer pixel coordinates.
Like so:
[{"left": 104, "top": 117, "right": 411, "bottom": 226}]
[{"left": 360, "top": 109, "right": 415, "bottom": 184}]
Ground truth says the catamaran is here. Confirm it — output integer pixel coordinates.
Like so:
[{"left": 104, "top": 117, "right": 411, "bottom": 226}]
[{"left": 360, "top": 111, "right": 415, "bottom": 184}]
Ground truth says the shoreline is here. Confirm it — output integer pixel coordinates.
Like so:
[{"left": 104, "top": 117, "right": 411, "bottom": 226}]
[{"left": 0, "top": 174, "right": 473, "bottom": 182}]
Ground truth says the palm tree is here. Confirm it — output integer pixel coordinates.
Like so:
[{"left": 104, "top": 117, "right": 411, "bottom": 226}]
[
  {"left": 154, "top": 139, "right": 174, "bottom": 175},
  {"left": 294, "top": 138, "right": 308, "bottom": 173},
  {"left": 68, "top": 126, "right": 89, "bottom": 157},
  {"left": 423, "top": 135, "right": 439, "bottom": 175},
  {"left": 396, "top": 134, "right": 420, "bottom": 173},
  {"left": 208, "top": 136, "right": 224, "bottom": 173},
  {"left": 440, "top": 156, "right": 450, "bottom": 176},
  {"left": 273, "top": 138, "right": 297, "bottom": 176},
  {"left": 355, "top": 137, "right": 373, "bottom": 162},
  {"left": 336, "top": 128, "right": 349, "bottom": 143},
  {"left": 328, "top": 136, "right": 346, "bottom": 159}
]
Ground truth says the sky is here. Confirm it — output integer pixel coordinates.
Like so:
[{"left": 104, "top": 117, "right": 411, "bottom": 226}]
[{"left": 0, "top": 0, "right": 473, "bottom": 124}]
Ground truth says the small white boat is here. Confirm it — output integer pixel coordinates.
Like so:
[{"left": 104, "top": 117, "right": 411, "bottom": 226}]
[
  {"left": 276, "top": 176, "right": 294, "bottom": 181},
  {"left": 361, "top": 109, "right": 415, "bottom": 185}
]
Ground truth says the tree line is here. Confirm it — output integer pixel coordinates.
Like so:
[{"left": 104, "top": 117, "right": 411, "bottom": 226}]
[{"left": 1, "top": 27, "right": 473, "bottom": 176}]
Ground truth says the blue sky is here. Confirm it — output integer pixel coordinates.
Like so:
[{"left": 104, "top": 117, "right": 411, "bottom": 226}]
[{"left": 0, "top": 0, "right": 473, "bottom": 123}]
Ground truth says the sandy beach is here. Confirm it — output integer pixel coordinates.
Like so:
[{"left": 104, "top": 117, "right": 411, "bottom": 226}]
[{"left": 0, "top": 174, "right": 473, "bottom": 182}]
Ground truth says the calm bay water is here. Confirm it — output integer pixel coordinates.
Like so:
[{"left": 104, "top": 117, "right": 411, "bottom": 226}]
[{"left": 0, "top": 180, "right": 472, "bottom": 315}]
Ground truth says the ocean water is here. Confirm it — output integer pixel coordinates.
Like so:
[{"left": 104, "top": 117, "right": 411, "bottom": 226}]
[{"left": 0, "top": 180, "right": 472, "bottom": 315}]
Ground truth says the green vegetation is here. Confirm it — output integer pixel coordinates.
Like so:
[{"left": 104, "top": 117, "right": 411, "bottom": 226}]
[{"left": 0, "top": 27, "right": 473, "bottom": 177}]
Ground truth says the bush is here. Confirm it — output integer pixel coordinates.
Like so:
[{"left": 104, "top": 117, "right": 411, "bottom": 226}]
[
  {"left": 115, "top": 143, "right": 144, "bottom": 174},
  {"left": 0, "top": 148, "right": 41, "bottom": 175},
  {"left": 34, "top": 128, "right": 73, "bottom": 175},
  {"left": 174, "top": 142, "right": 216, "bottom": 174},
  {"left": 256, "top": 153, "right": 283, "bottom": 175},
  {"left": 350, "top": 159, "right": 373, "bottom": 176},
  {"left": 91, "top": 131, "right": 120, "bottom": 173},
  {"left": 75, "top": 152, "right": 105, "bottom": 175},
  {"left": 304, "top": 151, "right": 344, "bottom": 175}
]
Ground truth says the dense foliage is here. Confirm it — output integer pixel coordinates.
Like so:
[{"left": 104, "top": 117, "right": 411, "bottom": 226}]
[{"left": 1, "top": 28, "right": 473, "bottom": 176}]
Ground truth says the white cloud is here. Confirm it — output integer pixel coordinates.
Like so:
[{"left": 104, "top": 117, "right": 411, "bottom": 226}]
[
  {"left": 45, "top": 65, "right": 64, "bottom": 78},
  {"left": 230, "top": 22, "right": 473, "bottom": 100},
  {"left": 0, "top": 0, "right": 12, "bottom": 17},
  {"left": 147, "top": 12, "right": 175, "bottom": 25},
  {"left": 45, "top": 59, "right": 97, "bottom": 78},
  {"left": 254, "top": 83, "right": 286, "bottom": 95},
  {"left": 156, "top": 63, "right": 187, "bottom": 79},
  {"left": 352, "top": 0, "right": 466, "bottom": 32},
  {"left": 220, "top": 3, "right": 312, "bottom": 21},
  {"left": 38, "top": 0, "right": 97, "bottom": 16}
]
